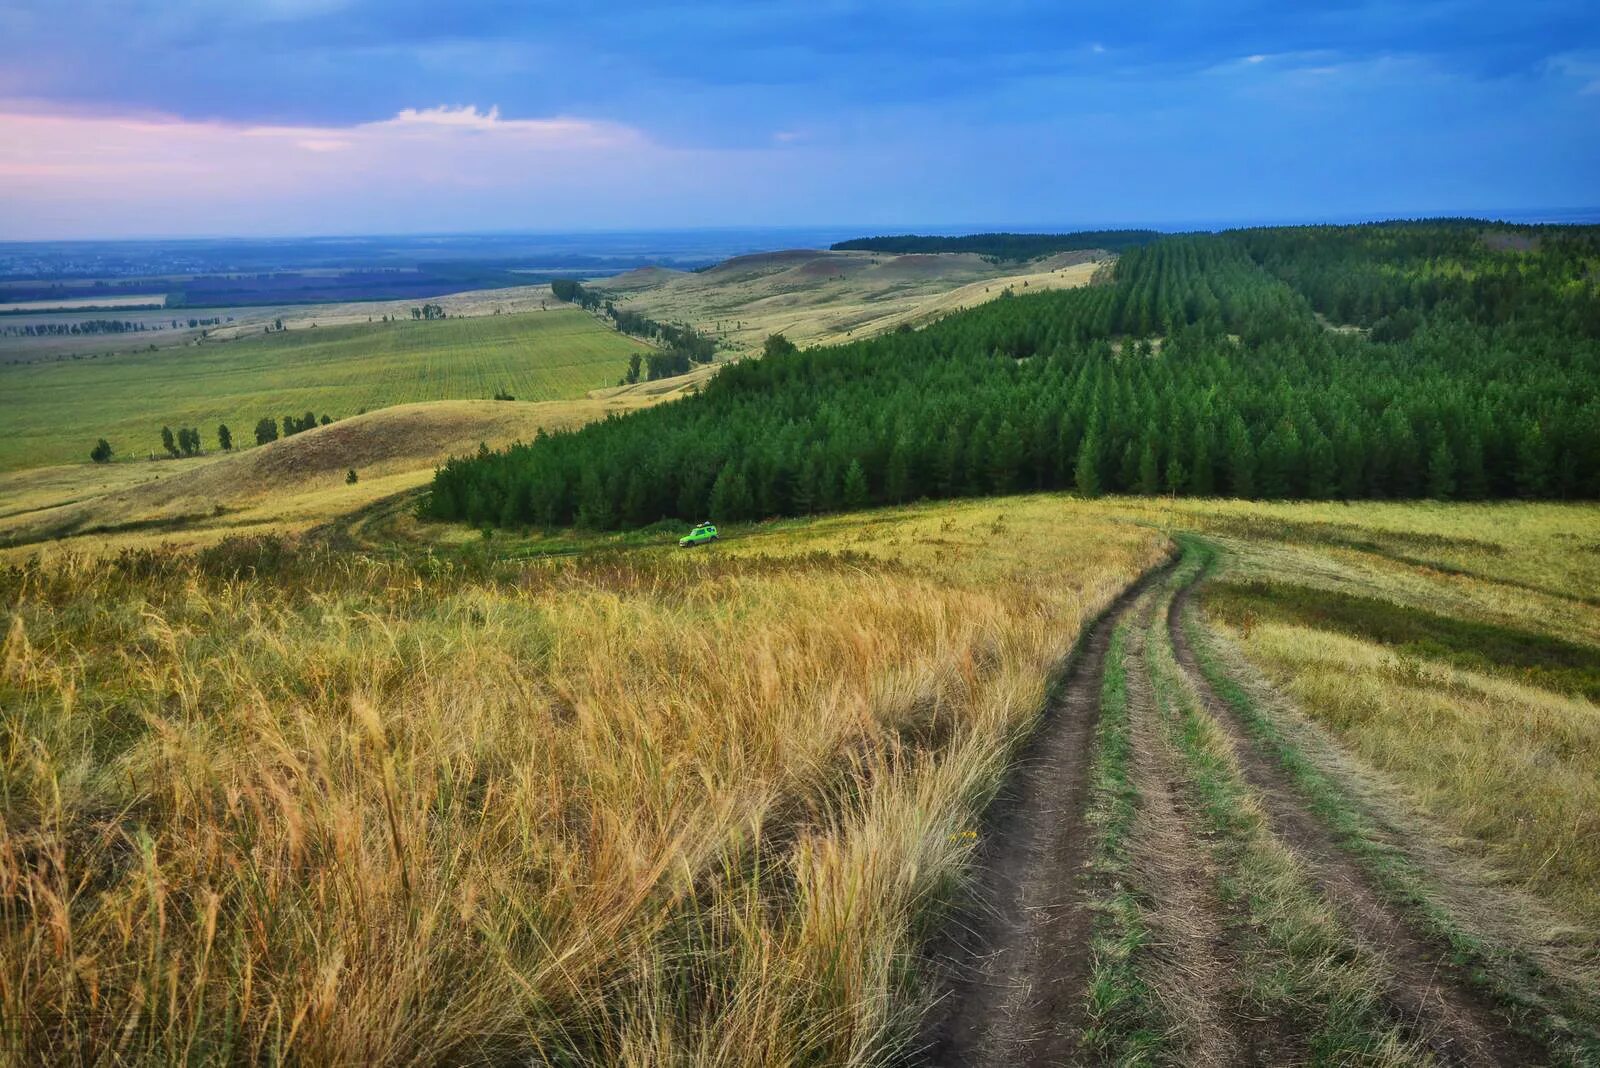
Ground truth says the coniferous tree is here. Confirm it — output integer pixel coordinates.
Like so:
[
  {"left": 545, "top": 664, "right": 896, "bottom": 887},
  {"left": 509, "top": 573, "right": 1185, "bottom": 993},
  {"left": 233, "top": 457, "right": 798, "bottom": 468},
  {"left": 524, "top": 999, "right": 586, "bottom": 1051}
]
[
  {"left": 1137, "top": 436, "right": 1160, "bottom": 496},
  {"left": 217, "top": 424, "right": 233, "bottom": 451},
  {"left": 1226, "top": 416, "right": 1255, "bottom": 498},
  {"left": 842, "top": 459, "right": 869, "bottom": 509},
  {"left": 1427, "top": 438, "right": 1457, "bottom": 500},
  {"left": 1074, "top": 423, "right": 1102, "bottom": 498}
]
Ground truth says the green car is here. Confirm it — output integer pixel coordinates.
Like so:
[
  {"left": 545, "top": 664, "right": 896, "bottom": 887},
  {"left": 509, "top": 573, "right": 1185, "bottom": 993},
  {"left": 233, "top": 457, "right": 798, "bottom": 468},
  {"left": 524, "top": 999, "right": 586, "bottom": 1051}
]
[{"left": 679, "top": 521, "right": 719, "bottom": 547}]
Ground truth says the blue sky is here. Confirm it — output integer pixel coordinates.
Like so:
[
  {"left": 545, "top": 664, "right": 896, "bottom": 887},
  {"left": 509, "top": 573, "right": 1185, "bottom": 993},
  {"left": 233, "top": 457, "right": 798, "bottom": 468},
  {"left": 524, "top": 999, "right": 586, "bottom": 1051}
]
[{"left": 2, "top": 0, "right": 1597, "bottom": 239}]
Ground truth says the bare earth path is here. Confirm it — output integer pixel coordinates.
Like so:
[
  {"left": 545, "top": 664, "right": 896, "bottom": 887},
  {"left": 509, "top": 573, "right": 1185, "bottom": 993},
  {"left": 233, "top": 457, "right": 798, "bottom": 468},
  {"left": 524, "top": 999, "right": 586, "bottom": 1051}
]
[
  {"left": 917, "top": 563, "right": 1173, "bottom": 1067},
  {"left": 917, "top": 545, "right": 1553, "bottom": 1066},
  {"left": 1166, "top": 571, "right": 1545, "bottom": 1067}
]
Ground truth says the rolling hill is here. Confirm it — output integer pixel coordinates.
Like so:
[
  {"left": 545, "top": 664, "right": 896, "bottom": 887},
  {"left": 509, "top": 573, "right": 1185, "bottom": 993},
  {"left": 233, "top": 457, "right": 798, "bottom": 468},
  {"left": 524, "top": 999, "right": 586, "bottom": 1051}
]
[
  {"left": 0, "top": 304, "right": 650, "bottom": 472},
  {"left": 592, "top": 246, "right": 1108, "bottom": 355}
]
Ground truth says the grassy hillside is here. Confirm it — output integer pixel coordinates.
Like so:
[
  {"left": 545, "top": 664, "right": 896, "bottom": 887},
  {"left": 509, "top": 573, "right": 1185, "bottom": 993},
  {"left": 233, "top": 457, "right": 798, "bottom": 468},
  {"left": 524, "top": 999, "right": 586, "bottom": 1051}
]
[
  {"left": 1104, "top": 498, "right": 1600, "bottom": 924},
  {"left": 0, "top": 306, "right": 649, "bottom": 472},
  {"left": 0, "top": 397, "right": 659, "bottom": 553},
  {"left": 831, "top": 229, "right": 1160, "bottom": 258},
  {"left": 593, "top": 247, "right": 1105, "bottom": 355},
  {"left": 4, "top": 495, "right": 1597, "bottom": 1063},
  {"left": 0, "top": 496, "right": 1166, "bottom": 1065}
]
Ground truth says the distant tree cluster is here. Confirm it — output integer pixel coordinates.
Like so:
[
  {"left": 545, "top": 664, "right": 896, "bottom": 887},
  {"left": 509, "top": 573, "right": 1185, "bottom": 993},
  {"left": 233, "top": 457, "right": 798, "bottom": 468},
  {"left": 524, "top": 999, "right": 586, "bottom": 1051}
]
[
  {"left": 411, "top": 303, "right": 446, "bottom": 320},
  {"left": 253, "top": 412, "right": 333, "bottom": 445},
  {"left": 160, "top": 426, "right": 203, "bottom": 457},
  {"left": 552, "top": 279, "right": 716, "bottom": 381},
  {"left": 431, "top": 225, "right": 1600, "bottom": 529},
  {"left": 89, "top": 438, "right": 113, "bottom": 464},
  {"left": 3, "top": 319, "right": 152, "bottom": 337},
  {"left": 830, "top": 230, "right": 1162, "bottom": 260}
]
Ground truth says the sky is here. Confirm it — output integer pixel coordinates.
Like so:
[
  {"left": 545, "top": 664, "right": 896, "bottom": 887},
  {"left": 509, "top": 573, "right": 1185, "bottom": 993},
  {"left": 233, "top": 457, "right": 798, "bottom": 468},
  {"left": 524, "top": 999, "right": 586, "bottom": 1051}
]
[{"left": 1, "top": 0, "right": 1598, "bottom": 240}]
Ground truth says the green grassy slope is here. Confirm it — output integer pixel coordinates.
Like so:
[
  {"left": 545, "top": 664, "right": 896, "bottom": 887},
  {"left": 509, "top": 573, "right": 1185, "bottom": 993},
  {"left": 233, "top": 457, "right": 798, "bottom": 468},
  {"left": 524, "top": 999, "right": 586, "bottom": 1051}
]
[{"left": 0, "top": 306, "right": 649, "bottom": 472}]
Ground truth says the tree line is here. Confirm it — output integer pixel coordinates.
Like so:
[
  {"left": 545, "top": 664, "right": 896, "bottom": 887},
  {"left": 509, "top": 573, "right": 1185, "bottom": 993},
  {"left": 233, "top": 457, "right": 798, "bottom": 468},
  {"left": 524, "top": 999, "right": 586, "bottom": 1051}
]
[
  {"left": 551, "top": 279, "right": 716, "bottom": 380},
  {"left": 830, "top": 230, "right": 1161, "bottom": 259},
  {"left": 254, "top": 412, "right": 333, "bottom": 444},
  {"left": 428, "top": 224, "right": 1600, "bottom": 529},
  {"left": 3, "top": 316, "right": 227, "bottom": 338},
  {"left": 90, "top": 412, "right": 339, "bottom": 463}
]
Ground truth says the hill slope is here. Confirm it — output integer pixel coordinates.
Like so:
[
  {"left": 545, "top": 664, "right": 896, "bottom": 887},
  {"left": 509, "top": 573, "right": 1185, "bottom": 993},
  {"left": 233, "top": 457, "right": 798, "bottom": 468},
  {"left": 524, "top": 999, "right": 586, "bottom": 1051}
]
[
  {"left": 590, "top": 247, "right": 1106, "bottom": 355},
  {"left": 0, "top": 305, "right": 649, "bottom": 472},
  {"left": 0, "top": 397, "right": 654, "bottom": 550}
]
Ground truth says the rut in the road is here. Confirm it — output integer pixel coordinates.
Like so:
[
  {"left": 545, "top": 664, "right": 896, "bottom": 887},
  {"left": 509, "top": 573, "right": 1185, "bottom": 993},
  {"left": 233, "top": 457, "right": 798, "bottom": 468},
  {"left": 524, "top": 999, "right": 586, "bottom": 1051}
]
[
  {"left": 917, "top": 563, "right": 1172, "bottom": 1067},
  {"left": 1119, "top": 598, "right": 1269, "bottom": 1067},
  {"left": 1166, "top": 576, "right": 1545, "bottom": 1067}
]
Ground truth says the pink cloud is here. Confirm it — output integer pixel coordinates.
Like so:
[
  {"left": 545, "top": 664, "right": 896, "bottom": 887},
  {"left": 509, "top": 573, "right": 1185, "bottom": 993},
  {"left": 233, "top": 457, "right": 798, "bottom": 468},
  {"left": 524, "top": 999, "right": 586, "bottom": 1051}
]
[{"left": 0, "top": 102, "right": 768, "bottom": 237}]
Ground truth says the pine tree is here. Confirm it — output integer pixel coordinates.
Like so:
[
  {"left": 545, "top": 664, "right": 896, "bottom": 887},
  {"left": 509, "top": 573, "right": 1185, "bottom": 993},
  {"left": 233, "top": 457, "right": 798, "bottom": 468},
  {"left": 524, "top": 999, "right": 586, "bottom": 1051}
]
[
  {"left": 886, "top": 437, "right": 913, "bottom": 502},
  {"left": 1074, "top": 425, "right": 1102, "bottom": 498},
  {"left": 1426, "top": 438, "right": 1456, "bottom": 499},
  {"left": 710, "top": 463, "right": 753, "bottom": 521},
  {"left": 792, "top": 455, "right": 819, "bottom": 514},
  {"left": 1165, "top": 455, "right": 1187, "bottom": 496},
  {"left": 990, "top": 419, "right": 1024, "bottom": 493},
  {"left": 1226, "top": 417, "right": 1255, "bottom": 498},
  {"left": 161, "top": 426, "right": 179, "bottom": 458},
  {"left": 1515, "top": 420, "right": 1552, "bottom": 498},
  {"left": 842, "top": 459, "right": 869, "bottom": 509},
  {"left": 1457, "top": 427, "right": 1489, "bottom": 500},
  {"left": 1189, "top": 421, "right": 1214, "bottom": 496},
  {"left": 1137, "top": 436, "right": 1160, "bottom": 495},
  {"left": 217, "top": 424, "right": 233, "bottom": 451}
]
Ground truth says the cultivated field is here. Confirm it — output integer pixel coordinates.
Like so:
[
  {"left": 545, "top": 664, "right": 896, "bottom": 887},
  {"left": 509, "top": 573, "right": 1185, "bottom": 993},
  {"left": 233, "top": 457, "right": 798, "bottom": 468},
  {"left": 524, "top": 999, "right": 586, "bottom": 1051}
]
[
  {"left": 0, "top": 284, "right": 582, "bottom": 363},
  {"left": 0, "top": 306, "right": 649, "bottom": 472},
  {"left": 594, "top": 248, "right": 1106, "bottom": 355},
  {"left": 0, "top": 398, "right": 659, "bottom": 554},
  {"left": 0, "top": 294, "right": 167, "bottom": 312}
]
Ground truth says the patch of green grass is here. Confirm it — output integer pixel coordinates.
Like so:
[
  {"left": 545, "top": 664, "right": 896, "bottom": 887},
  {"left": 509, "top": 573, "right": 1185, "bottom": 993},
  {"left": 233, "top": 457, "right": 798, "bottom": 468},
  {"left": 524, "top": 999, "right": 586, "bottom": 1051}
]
[
  {"left": 1207, "top": 578, "right": 1600, "bottom": 701},
  {"left": 0, "top": 307, "right": 648, "bottom": 472},
  {"left": 1144, "top": 554, "right": 1421, "bottom": 1064},
  {"left": 1081, "top": 619, "right": 1169, "bottom": 1062}
]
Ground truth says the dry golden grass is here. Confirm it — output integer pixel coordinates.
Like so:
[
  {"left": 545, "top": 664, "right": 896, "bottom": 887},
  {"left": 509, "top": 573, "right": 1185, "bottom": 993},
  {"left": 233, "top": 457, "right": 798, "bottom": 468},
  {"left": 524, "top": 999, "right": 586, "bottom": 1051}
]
[
  {"left": 1097, "top": 498, "right": 1600, "bottom": 930},
  {"left": 0, "top": 398, "right": 660, "bottom": 558},
  {"left": 595, "top": 249, "right": 1104, "bottom": 356},
  {"left": 1226, "top": 621, "right": 1600, "bottom": 925},
  {"left": 0, "top": 496, "right": 1165, "bottom": 1065}
]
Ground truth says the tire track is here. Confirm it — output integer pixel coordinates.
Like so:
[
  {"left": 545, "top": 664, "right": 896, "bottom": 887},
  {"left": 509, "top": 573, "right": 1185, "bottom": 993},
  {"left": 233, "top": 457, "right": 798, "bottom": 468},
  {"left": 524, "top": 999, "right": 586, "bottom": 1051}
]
[
  {"left": 1119, "top": 595, "right": 1276, "bottom": 1066},
  {"left": 917, "top": 561, "right": 1173, "bottom": 1067},
  {"left": 1166, "top": 569, "right": 1546, "bottom": 1067}
]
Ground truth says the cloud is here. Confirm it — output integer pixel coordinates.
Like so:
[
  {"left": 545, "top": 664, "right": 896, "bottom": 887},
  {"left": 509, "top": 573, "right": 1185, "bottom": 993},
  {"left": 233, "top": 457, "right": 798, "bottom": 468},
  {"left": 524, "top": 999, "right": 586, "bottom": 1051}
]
[
  {"left": 1, "top": 103, "right": 645, "bottom": 181},
  {"left": 0, "top": 102, "right": 803, "bottom": 237}
]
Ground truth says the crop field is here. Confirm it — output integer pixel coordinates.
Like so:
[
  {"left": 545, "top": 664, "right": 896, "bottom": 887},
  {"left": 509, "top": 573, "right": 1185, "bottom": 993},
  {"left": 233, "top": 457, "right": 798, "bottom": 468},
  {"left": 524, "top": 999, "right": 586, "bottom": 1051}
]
[
  {"left": 0, "top": 398, "right": 662, "bottom": 555},
  {"left": 0, "top": 307, "right": 650, "bottom": 472}
]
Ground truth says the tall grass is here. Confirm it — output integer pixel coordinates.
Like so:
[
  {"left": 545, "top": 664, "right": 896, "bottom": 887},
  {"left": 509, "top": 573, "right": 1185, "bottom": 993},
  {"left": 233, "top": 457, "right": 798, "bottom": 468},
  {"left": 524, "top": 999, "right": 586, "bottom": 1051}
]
[
  {"left": 0, "top": 497, "right": 1162, "bottom": 1064},
  {"left": 1093, "top": 499, "right": 1600, "bottom": 932}
]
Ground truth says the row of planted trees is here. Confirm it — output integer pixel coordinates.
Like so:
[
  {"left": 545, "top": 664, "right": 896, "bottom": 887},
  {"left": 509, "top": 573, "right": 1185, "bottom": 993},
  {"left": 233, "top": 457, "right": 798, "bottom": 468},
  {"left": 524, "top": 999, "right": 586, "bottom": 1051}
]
[
  {"left": 428, "top": 225, "right": 1600, "bottom": 529},
  {"left": 89, "top": 412, "right": 337, "bottom": 464}
]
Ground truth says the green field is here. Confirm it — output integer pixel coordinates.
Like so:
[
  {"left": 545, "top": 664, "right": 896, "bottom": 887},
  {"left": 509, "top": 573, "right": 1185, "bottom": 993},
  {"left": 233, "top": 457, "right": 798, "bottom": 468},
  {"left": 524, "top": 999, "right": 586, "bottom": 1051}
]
[{"left": 0, "top": 306, "right": 649, "bottom": 472}]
